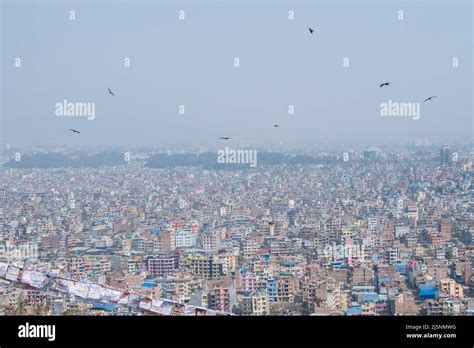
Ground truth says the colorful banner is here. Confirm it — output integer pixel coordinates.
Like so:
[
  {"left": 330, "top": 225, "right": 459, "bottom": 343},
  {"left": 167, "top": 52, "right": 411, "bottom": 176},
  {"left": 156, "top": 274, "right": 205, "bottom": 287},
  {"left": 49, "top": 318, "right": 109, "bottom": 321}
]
[
  {"left": 139, "top": 297, "right": 152, "bottom": 311},
  {"left": 5, "top": 265, "right": 21, "bottom": 281},
  {"left": 150, "top": 299, "right": 164, "bottom": 314},
  {"left": 50, "top": 278, "right": 73, "bottom": 293},
  {"left": 101, "top": 288, "right": 123, "bottom": 303},
  {"left": 87, "top": 283, "right": 106, "bottom": 300},
  {"left": 69, "top": 281, "right": 91, "bottom": 298},
  {"left": 128, "top": 293, "right": 141, "bottom": 308},
  {"left": 156, "top": 300, "right": 173, "bottom": 315},
  {"left": 20, "top": 270, "right": 47, "bottom": 288},
  {"left": 171, "top": 302, "right": 185, "bottom": 315},
  {"left": 117, "top": 292, "right": 130, "bottom": 306},
  {"left": 196, "top": 307, "right": 207, "bottom": 316},
  {"left": 0, "top": 263, "right": 233, "bottom": 316},
  {"left": 184, "top": 305, "right": 197, "bottom": 315}
]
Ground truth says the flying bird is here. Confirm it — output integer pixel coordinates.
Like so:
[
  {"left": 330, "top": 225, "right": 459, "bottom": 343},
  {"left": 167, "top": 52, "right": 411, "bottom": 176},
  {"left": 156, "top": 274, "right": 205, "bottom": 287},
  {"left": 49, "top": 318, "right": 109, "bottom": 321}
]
[
  {"left": 309, "top": 28, "right": 315, "bottom": 34},
  {"left": 220, "top": 137, "right": 230, "bottom": 140},
  {"left": 69, "top": 128, "right": 80, "bottom": 134},
  {"left": 108, "top": 88, "right": 115, "bottom": 97},
  {"left": 274, "top": 124, "right": 280, "bottom": 128},
  {"left": 379, "top": 82, "right": 390, "bottom": 88},
  {"left": 423, "top": 96, "right": 437, "bottom": 103}
]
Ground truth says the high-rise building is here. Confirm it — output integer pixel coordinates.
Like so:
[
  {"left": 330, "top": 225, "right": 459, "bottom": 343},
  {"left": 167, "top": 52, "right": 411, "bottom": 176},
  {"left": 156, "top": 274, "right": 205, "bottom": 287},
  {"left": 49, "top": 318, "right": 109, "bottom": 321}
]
[
  {"left": 190, "top": 255, "right": 224, "bottom": 279},
  {"left": 147, "top": 254, "right": 177, "bottom": 278},
  {"left": 206, "top": 278, "right": 236, "bottom": 312},
  {"left": 159, "top": 230, "right": 176, "bottom": 253},
  {"left": 202, "top": 232, "right": 220, "bottom": 251},
  {"left": 241, "top": 291, "right": 269, "bottom": 316},
  {"left": 439, "top": 278, "right": 464, "bottom": 298},
  {"left": 440, "top": 145, "right": 452, "bottom": 166}
]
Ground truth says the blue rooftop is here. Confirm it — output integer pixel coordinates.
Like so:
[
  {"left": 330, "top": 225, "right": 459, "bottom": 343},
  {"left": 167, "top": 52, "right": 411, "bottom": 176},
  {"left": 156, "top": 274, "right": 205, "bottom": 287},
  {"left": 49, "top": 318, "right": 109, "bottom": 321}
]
[
  {"left": 362, "top": 294, "right": 380, "bottom": 302},
  {"left": 142, "top": 281, "right": 157, "bottom": 288},
  {"left": 346, "top": 307, "right": 362, "bottom": 316},
  {"left": 419, "top": 284, "right": 437, "bottom": 299},
  {"left": 91, "top": 303, "right": 118, "bottom": 312},
  {"left": 150, "top": 227, "right": 161, "bottom": 235},
  {"left": 395, "top": 264, "right": 407, "bottom": 273},
  {"left": 419, "top": 283, "right": 437, "bottom": 291}
]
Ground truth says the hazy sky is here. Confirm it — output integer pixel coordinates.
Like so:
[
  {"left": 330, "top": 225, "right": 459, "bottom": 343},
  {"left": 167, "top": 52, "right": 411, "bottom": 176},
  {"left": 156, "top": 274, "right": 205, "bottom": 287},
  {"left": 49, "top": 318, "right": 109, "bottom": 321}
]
[{"left": 1, "top": 0, "right": 472, "bottom": 147}]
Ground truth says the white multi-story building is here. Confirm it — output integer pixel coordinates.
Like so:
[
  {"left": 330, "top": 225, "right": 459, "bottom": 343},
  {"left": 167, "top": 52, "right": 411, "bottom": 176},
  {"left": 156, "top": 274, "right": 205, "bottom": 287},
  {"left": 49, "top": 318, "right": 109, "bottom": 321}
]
[{"left": 175, "top": 228, "right": 196, "bottom": 248}]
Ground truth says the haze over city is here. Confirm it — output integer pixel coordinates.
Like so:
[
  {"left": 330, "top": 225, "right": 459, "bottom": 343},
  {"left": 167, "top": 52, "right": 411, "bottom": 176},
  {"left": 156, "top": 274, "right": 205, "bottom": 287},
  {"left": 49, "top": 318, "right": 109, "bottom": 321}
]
[
  {"left": 1, "top": 0, "right": 472, "bottom": 147},
  {"left": 0, "top": 0, "right": 473, "bottom": 328}
]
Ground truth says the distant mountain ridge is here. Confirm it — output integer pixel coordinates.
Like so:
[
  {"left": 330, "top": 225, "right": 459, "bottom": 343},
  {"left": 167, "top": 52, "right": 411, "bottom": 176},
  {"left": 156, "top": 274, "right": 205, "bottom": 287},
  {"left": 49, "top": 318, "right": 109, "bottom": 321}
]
[
  {"left": 3, "top": 151, "right": 126, "bottom": 168},
  {"left": 2, "top": 151, "right": 338, "bottom": 169}
]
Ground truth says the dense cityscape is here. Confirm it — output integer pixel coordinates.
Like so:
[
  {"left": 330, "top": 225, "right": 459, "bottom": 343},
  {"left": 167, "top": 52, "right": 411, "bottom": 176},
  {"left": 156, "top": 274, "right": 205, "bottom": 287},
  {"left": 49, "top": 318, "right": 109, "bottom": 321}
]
[
  {"left": 0, "top": 1, "right": 472, "bottom": 346},
  {"left": 0, "top": 142, "right": 472, "bottom": 316}
]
